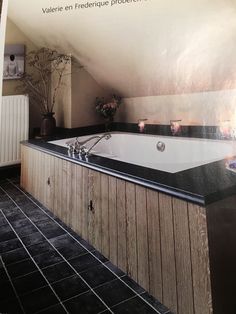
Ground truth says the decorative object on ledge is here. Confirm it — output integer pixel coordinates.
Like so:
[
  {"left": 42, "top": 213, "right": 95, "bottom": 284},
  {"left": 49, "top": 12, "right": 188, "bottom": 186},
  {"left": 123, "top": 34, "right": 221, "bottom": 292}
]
[
  {"left": 95, "top": 95, "right": 122, "bottom": 131},
  {"left": 138, "top": 118, "right": 148, "bottom": 133},
  {"left": 18, "top": 47, "right": 81, "bottom": 137},
  {"left": 170, "top": 119, "right": 182, "bottom": 135}
]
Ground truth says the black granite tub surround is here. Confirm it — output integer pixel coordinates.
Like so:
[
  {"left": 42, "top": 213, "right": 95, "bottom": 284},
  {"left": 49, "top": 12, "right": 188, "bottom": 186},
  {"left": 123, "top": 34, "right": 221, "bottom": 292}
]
[{"left": 22, "top": 136, "right": 236, "bottom": 206}]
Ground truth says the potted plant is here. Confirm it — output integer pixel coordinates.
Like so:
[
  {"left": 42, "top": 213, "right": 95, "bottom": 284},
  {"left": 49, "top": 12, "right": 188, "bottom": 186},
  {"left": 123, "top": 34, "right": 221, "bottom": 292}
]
[
  {"left": 20, "top": 47, "right": 72, "bottom": 136},
  {"left": 95, "top": 94, "right": 122, "bottom": 131}
]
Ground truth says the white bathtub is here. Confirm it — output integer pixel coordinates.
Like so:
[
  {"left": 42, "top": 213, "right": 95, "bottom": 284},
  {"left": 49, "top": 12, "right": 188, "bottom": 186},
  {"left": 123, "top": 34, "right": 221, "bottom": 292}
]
[{"left": 49, "top": 132, "right": 236, "bottom": 173}]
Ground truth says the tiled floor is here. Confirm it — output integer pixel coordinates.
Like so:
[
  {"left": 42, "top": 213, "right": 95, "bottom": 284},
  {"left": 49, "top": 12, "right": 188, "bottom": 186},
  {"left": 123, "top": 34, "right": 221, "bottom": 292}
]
[{"left": 0, "top": 176, "right": 172, "bottom": 314}]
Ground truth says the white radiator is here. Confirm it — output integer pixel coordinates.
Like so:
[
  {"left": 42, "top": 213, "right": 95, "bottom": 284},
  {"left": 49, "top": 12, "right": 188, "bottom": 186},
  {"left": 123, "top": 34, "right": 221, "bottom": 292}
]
[{"left": 0, "top": 95, "right": 29, "bottom": 167}]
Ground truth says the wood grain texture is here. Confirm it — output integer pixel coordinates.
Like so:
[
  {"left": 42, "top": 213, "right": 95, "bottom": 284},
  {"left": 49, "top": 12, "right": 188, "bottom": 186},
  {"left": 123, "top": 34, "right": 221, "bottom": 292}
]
[
  {"left": 173, "top": 198, "right": 194, "bottom": 314},
  {"left": 146, "top": 189, "right": 162, "bottom": 301},
  {"left": 159, "top": 193, "right": 178, "bottom": 313},
  {"left": 126, "top": 182, "right": 138, "bottom": 281},
  {"left": 88, "top": 170, "right": 102, "bottom": 250},
  {"left": 81, "top": 166, "right": 89, "bottom": 241},
  {"left": 101, "top": 173, "right": 109, "bottom": 258},
  {"left": 136, "top": 185, "right": 149, "bottom": 291},
  {"left": 117, "top": 179, "right": 127, "bottom": 271},
  {"left": 108, "top": 176, "right": 117, "bottom": 265},
  {"left": 188, "top": 204, "right": 213, "bottom": 314}
]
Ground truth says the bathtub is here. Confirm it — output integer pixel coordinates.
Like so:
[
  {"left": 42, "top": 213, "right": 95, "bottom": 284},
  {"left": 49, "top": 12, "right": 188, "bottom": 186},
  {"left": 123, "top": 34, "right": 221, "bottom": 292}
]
[{"left": 49, "top": 132, "right": 236, "bottom": 173}]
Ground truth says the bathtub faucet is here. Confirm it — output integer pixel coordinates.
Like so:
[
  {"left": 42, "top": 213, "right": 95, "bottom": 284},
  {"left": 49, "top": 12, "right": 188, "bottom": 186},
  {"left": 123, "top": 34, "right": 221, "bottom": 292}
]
[
  {"left": 85, "top": 133, "right": 111, "bottom": 156},
  {"left": 66, "top": 133, "right": 111, "bottom": 156}
]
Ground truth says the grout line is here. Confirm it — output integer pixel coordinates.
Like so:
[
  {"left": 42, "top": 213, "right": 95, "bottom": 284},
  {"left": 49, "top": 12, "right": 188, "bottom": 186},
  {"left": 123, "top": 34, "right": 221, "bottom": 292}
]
[
  {"left": 8, "top": 179, "right": 165, "bottom": 314},
  {"left": 0, "top": 256, "right": 26, "bottom": 314},
  {"left": 0, "top": 184, "right": 113, "bottom": 314},
  {"left": 0, "top": 209, "right": 69, "bottom": 314}
]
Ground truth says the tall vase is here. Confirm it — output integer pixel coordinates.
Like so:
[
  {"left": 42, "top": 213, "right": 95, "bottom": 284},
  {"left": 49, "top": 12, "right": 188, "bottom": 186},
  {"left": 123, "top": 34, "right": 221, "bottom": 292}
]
[
  {"left": 40, "top": 112, "right": 56, "bottom": 137},
  {"left": 105, "top": 116, "right": 113, "bottom": 132}
]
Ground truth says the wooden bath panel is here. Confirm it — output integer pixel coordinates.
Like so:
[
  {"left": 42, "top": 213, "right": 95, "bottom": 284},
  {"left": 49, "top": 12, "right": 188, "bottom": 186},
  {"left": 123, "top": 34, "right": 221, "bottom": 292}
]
[{"left": 20, "top": 145, "right": 213, "bottom": 314}]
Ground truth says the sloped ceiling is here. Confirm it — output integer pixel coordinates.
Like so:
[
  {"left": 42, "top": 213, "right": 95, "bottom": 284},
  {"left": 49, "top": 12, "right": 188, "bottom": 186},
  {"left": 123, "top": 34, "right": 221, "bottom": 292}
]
[{"left": 7, "top": 0, "right": 236, "bottom": 97}]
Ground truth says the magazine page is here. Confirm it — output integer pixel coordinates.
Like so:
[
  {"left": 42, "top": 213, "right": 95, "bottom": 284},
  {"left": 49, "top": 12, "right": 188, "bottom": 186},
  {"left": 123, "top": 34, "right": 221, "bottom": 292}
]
[{"left": 1, "top": 1, "right": 236, "bottom": 314}]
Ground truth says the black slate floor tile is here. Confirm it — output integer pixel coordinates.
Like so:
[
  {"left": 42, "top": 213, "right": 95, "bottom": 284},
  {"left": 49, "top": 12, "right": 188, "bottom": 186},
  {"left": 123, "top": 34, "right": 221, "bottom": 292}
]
[
  {"left": 6, "top": 258, "right": 38, "bottom": 279},
  {"left": 21, "top": 231, "right": 45, "bottom": 247},
  {"left": 12, "top": 219, "right": 38, "bottom": 237},
  {"left": 13, "top": 271, "right": 48, "bottom": 295},
  {"left": 73, "top": 236, "right": 96, "bottom": 252},
  {"left": 104, "top": 261, "right": 125, "bottom": 277},
  {"left": 13, "top": 196, "right": 32, "bottom": 207},
  {"left": 64, "top": 290, "right": 106, "bottom": 314},
  {"left": 36, "top": 303, "right": 67, "bottom": 314},
  {"left": 0, "top": 224, "right": 16, "bottom": 242},
  {"left": 0, "top": 212, "right": 7, "bottom": 226},
  {"left": 27, "top": 241, "right": 55, "bottom": 257},
  {"left": 92, "top": 251, "right": 109, "bottom": 263},
  {"left": 0, "top": 280, "right": 16, "bottom": 301},
  {"left": 0, "top": 267, "right": 9, "bottom": 281},
  {"left": 121, "top": 276, "right": 145, "bottom": 294},
  {"left": 1, "top": 247, "right": 30, "bottom": 265},
  {"left": 36, "top": 220, "right": 66, "bottom": 239},
  {"left": 95, "top": 278, "right": 135, "bottom": 307},
  {"left": 141, "top": 292, "right": 170, "bottom": 314},
  {"left": 80, "top": 264, "right": 116, "bottom": 289},
  {"left": 11, "top": 217, "right": 32, "bottom": 229},
  {"left": 4, "top": 209, "right": 26, "bottom": 222},
  {"left": 68, "top": 252, "right": 101, "bottom": 273},
  {"left": 0, "top": 238, "right": 22, "bottom": 254},
  {"left": 112, "top": 296, "right": 158, "bottom": 314},
  {"left": 0, "top": 200, "right": 16, "bottom": 211},
  {"left": 34, "top": 251, "right": 63, "bottom": 268},
  {"left": 20, "top": 286, "right": 59, "bottom": 314},
  {"left": 42, "top": 261, "right": 76, "bottom": 283},
  {"left": 49, "top": 234, "right": 87, "bottom": 259},
  {"left": 0, "top": 297, "right": 24, "bottom": 314},
  {"left": 52, "top": 274, "right": 89, "bottom": 301},
  {"left": 25, "top": 208, "right": 49, "bottom": 223}
]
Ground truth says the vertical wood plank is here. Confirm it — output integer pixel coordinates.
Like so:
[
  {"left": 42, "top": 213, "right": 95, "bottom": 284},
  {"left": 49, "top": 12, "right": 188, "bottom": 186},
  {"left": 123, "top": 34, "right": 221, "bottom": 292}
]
[
  {"left": 20, "top": 145, "right": 25, "bottom": 188},
  {"left": 146, "top": 189, "right": 163, "bottom": 301},
  {"left": 126, "top": 182, "right": 138, "bottom": 281},
  {"left": 136, "top": 185, "right": 149, "bottom": 291},
  {"left": 101, "top": 173, "right": 109, "bottom": 258},
  {"left": 159, "top": 193, "right": 178, "bottom": 313},
  {"left": 81, "top": 166, "right": 89, "bottom": 241},
  {"left": 117, "top": 179, "right": 127, "bottom": 271},
  {"left": 109, "top": 176, "right": 117, "bottom": 265},
  {"left": 88, "top": 170, "right": 102, "bottom": 250},
  {"left": 46, "top": 154, "right": 55, "bottom": 211},
  {"left": 69, "top": 163, "right": 78, "bottom": 230},
  {"left": 173, "top": 198, "right": 194, "bottom": 314},
  {"left": 188, "top": 204, "right": 213, "bottom": 314}
]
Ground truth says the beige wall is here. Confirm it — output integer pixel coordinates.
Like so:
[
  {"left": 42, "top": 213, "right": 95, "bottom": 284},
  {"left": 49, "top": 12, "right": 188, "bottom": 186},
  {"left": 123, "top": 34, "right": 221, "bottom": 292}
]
[
  {"left": 3, "top": 18, "right": 41, "bottom": 133},
  {"left": 53, "top": 58, "right": 108, "bottom": 129},
  {"left": 116, "top": 90, "right": 236, "bottom": 127},
  {"left": 71, "top": 63, "right": 109, "bottom": 128}
]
